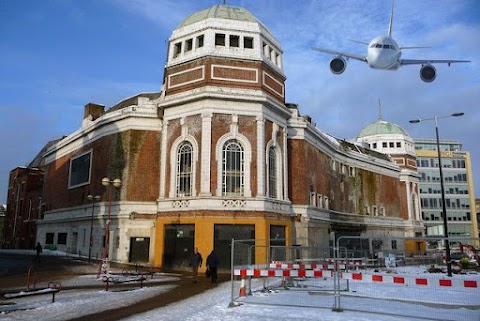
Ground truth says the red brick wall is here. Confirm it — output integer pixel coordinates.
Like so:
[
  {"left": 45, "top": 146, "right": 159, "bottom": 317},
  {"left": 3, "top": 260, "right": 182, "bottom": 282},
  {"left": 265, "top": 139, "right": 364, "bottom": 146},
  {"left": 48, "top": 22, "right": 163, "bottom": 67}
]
[
  {"left": 43, "top": 129, "right": 160, "bottom": 211},
  {"left": 239, "top": 115, "right": 257, "bottom": 196},
  {"left": 124, "top": 130, "right": 161, "bottom": 201},
  {"left": 288, "top": 139, "right": 308, "bottom": 204},
  {"left": 342, "top": 168, "right": 403, "bottom": 218},
  {"left": 5, "top": 167, "right": 44, "bottom": 249},
  {"left": 164, "top": 115, "right": 203, "bottom": 197},
  {"left": 288, "top": 138, "right": 405, "bottom": 218},
  {"left": 165, "top": 119, "right": 181, "bottom": 197},
  {"left": 165, "top": 57, "right": 285, "bottom": 104}
]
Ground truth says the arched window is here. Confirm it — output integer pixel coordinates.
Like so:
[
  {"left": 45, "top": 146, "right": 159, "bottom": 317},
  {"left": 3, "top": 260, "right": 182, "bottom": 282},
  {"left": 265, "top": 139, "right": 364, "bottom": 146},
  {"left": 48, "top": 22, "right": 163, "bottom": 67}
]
[
  {"left": 268, "top": 146, "right": 277, "bottom": 198},
  {"left": 223, "top": 139, "right": 244, "bottom": 196},
  {"left": 176, "top": 142, "right": 193, "bottom": 197}
]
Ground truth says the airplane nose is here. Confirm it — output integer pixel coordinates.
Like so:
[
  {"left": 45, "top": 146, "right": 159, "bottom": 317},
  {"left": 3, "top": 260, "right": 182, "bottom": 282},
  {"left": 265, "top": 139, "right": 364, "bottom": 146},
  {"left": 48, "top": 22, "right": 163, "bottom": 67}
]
[{"left": 368, "top": 51, "right": 380, "bottom": 67}]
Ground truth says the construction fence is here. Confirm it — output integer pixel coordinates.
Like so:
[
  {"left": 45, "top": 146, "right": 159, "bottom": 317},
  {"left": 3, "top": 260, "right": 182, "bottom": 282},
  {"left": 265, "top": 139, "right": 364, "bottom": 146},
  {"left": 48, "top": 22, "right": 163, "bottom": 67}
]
[{"left": 229, "top": 236, "right": 480, "bottom": 319}]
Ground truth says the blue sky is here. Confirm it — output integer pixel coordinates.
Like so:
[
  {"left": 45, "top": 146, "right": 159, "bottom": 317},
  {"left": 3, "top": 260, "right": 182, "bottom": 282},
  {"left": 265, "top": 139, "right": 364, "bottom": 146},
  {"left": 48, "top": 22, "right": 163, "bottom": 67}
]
[{"left": 1, "top": 0, "right": 479, "bottom": 204}]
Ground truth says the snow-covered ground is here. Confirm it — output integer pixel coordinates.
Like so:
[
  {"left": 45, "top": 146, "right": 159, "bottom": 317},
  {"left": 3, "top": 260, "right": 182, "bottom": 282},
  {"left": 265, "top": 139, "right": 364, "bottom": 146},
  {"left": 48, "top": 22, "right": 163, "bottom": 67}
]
[{"left": 1, "top": 251, "right": 479, "bottom": 321}]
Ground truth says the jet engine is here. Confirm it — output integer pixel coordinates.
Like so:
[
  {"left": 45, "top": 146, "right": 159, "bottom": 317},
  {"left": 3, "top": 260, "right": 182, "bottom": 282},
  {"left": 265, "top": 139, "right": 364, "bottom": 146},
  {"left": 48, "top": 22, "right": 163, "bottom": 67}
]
[
  {"left": 420, "top": 64, "right": 436, "bottom": 82},
  {"left": 330, "top": 57, "right": 347, "bottom": 74}
]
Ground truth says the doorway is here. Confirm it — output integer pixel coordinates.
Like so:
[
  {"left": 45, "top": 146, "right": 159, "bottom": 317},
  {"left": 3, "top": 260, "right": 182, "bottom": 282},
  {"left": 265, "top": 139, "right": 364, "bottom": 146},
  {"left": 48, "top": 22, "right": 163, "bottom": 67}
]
[
  {"left": 163, "top": 224, "right": 195, "bottom": 269},
  {"left": 129, "top": 237, "right": 150, "bottom": 263}
]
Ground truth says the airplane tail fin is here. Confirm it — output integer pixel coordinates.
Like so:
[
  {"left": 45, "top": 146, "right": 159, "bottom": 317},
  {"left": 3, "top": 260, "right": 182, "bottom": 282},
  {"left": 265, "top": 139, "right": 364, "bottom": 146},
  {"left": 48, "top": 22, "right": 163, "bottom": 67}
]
[{"left": 388, "top": 1, "right": 394, "bottom": 37}]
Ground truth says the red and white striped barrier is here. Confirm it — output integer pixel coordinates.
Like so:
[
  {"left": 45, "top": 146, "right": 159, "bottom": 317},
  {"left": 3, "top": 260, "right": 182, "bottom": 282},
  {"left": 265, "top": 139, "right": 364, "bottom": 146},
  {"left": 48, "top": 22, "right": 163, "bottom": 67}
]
[
  {"left": 325, "top": 258, "right": 366, "bottom": 266},
  {"left": 233, "top": 268, "right": 478, "bottom": 289},
  {"left": 343, "top": 272, "right": 478, "bottom": 288},
  {"left": 269, "top": 263, "right": 344, "bottom": 270},
  {"left": 236, "top": 268, "right": 334, "bottom": 278}
]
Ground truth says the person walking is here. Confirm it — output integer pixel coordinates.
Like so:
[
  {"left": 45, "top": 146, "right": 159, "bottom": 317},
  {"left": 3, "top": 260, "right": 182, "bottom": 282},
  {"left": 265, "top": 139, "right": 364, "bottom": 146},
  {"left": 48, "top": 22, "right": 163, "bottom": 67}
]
[
  {"left": 206, "top": 250, "right": 220, "bottom": 283},
  {"left": 34, "top": 242, "right": 43, "bottom": 263},
  {"left": 189, "top": 247, "right": 203, "bottom": 283}
]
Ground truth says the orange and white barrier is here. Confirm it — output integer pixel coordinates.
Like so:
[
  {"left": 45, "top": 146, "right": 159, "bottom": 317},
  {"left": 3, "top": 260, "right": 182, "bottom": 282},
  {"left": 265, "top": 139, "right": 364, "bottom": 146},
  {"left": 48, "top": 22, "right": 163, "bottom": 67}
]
[{"left": 239, "top": 277, "right": 247, "bottom": 296}]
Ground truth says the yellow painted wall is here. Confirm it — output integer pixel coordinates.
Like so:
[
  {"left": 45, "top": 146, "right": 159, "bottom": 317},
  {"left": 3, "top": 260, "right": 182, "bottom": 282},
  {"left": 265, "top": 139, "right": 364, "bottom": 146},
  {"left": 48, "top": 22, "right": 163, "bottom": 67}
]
[
  {"left": 405, "top": 239, "right": 426, "bottom": 256},
  {"left": 153, "top": 215, "right": 292, "bottom": 270}
]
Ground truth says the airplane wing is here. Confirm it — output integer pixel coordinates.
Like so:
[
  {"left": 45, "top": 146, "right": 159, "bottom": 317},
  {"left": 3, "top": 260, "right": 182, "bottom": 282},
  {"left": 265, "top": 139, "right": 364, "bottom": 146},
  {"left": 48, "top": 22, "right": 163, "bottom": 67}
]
[
  {"left": 312, "top": 47, "right": 367, "bottom": 62},
  {"left": 400, "top": 58, "right": 470, "bottom": 66}
]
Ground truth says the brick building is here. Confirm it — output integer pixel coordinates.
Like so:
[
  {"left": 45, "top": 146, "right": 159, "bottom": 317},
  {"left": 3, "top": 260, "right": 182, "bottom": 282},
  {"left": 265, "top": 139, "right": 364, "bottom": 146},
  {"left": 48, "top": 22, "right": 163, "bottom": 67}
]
[
  {"left": 5, "top": 167, "right": 44, "bottom": 249},
  {"left": 25, "top": 5, "right": 422, "bottom": 268},
  {"left": 4, "top": 139, "right": 61, "bottom": 249}
]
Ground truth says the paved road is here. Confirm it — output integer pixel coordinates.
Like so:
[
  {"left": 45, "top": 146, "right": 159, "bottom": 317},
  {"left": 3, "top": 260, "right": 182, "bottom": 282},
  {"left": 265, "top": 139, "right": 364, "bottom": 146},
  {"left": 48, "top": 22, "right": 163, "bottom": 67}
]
[
  {"left": 0, "top": 252, "right": 229, "bottom": 320},
  {"left": 0, "top": 252, "right": 95, "bottom": 290}
]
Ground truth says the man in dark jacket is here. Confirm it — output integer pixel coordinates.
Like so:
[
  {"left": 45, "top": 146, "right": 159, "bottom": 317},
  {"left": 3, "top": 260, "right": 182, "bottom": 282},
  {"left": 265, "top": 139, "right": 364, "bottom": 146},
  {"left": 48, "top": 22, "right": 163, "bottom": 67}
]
[
  {"left": 190, "top": 247, "right": 203, "bottom": 283},
  {"left": 206, "top": 250, "right": 220, "bottom": 283},
  {"left": 34, "top": 242, "right": 42, "bottom": 263}
]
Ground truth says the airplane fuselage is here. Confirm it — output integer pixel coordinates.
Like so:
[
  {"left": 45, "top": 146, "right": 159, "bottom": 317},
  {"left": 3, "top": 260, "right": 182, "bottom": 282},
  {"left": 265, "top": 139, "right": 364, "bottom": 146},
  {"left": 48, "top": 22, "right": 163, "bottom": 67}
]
[
  {"left": 311, "top": 1, "right": 469, "bottom": 82},
  {"left": 367, "top": 36, "right": 401, "bottom": 70}
]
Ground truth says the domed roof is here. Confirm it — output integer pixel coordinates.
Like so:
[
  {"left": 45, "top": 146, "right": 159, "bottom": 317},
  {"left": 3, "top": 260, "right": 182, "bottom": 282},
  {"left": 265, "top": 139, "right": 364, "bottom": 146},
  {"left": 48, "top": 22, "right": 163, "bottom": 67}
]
[
  {"left": 357, "top": 119, "right": 410, "bottom": 138},
  {"left": 178, "top": 5, "right": 264, "bottom": 28}
]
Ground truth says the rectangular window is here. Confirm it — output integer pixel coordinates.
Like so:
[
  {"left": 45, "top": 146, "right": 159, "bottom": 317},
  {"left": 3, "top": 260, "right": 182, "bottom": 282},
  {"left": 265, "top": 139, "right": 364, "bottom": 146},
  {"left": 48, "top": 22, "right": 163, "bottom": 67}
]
[
  {"left": 46, "top": 233, "right": 54, "bottom": 244},
  {"left": 317, "top": 194, "right": 323, "bottom": 208},
  {"left": 58, "top": 233, "right": 67, "bottom": 245},
  {"left": 310, "top": 192, "right": 316, "bottom": 206},
  {"left": 331, "top": 160, "right": 337, "bottom": 171},
  {"left": 185, "top": 39, "right": 193, "bottom": 52},
  {"left": 382, "top": 142, "right": 387, "bottom": 148},
  {"left": 69, "top": 151, "right": 92, "bottom": 188},
  {"left": 174, "top": 42, "right": 182, "bottom": 57},
  {"left": 230, "top": 35, "right": 239, "bottom": 47},
  {"left": 391, "top": 240, "right": 397, "bottom": 250},
  {"left": 389, "top": 142, "right": 394, "bottom": 148},
  {"left": 215, "top": 33, "right": 225, "bottom": 46},
  {"left": 372, "top": 143, "right": 377, "bottom": 149},
  {"left": 396, "top": 142, "right": 401, "bottom": 148},
  {"left": 196, "top": 35, "right": 204, "bottom": 48},
  {"left": 364, "top": 205, "right": 369, "bottom": 215},
  {"left": 244, "top": 37, "right": 253, "bottom": 49}
]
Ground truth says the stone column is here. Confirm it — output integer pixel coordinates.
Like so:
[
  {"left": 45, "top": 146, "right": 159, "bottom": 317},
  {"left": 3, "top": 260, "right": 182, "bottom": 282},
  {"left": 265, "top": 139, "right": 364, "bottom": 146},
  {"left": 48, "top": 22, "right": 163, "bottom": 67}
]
[
  {"left": 200, "top": 112, "right": 212, "bottom": 196},
  {"left": 256, "top": 116, "right": 265, "bottom": 197},
  {"left": 159, "top": 120, "right": 169, "bottom": 199}
]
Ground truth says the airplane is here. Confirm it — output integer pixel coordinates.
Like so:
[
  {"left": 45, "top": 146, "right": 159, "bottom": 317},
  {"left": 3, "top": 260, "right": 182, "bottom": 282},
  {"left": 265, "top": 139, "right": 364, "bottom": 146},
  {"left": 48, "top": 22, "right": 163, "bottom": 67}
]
[{"left": 312, "top": 1, "right": 470, "bottom": 82}]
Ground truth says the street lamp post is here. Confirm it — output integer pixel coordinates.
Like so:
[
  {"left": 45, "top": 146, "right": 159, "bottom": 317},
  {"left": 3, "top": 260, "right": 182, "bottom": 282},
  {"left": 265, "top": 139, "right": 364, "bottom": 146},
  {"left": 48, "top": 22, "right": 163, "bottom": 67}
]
[
  {"left": 409, "top": 112, "right": 464, "bottom": 277},
  {"left": 99, "top": 177, "right": 122, "bottom": 285},
  {"left": 87, "top": 194, "right": 101, "bottom": 263}
]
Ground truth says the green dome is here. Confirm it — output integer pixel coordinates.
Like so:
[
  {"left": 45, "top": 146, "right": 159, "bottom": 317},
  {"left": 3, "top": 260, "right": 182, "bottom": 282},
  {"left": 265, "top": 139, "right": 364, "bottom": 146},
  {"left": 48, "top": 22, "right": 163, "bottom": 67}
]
[
  {"left": 357, "top": 119, "right": 410, "bottom": 138},
  {"left": 178, "top": 5, "right": 262, "bottom": 28}
]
